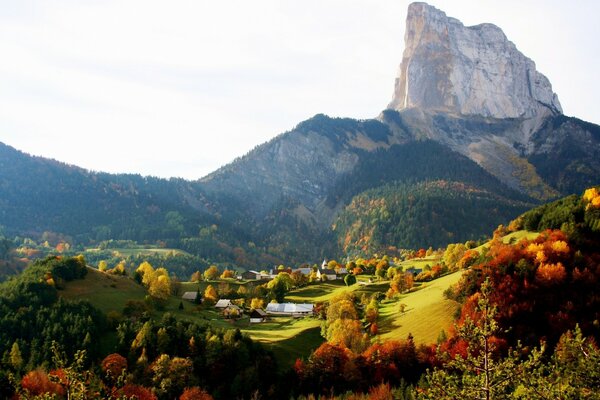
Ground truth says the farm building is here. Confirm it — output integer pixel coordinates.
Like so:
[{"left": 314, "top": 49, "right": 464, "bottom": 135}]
[
  {"left": 215, "top": 299, "right": 233, "bottom": 309},
  {"left": 181, "top": 291, "right": 199, "bottom": 302},
  {"left": 240, "top": 270, "right": 264, "bottom": 280},
  {"left": 265, "top": 303, "right": 314, "bottom": 317},
  {"left": 316, "top": 269, "right": 337, "bottom": 280},
  {"left": 222, "top": 304, "right": 242, "bottom": 318},
  {"left": 249, "top": 308, "right": 268, "bottom": 323}
]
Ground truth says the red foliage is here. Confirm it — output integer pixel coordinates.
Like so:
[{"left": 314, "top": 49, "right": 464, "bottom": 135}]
[
  {"left": 370, "top": 322, "right": 379, "bottom": 335},
  {"left": 101, "top": 353, "right": 128, "bottom": 380},
  {"left": 180, "top": 387, "right": 214, "bottom": 400},
  {"left": 20, "top": 369, "right": 65, "bottom": 397},
  {"left": 120, "top": 384, "right": 157, "bottom": 400}
]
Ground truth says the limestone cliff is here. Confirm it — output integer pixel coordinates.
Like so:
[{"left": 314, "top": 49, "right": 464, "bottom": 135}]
[{"left": 388, "top": 2, "right": 562, "bottom": 120}]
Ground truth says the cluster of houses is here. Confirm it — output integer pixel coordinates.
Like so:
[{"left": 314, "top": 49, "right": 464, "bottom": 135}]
[
  {"left": 239, "top": 260, "right": 347, "bottom": 282},
  {"left": 179, "top": 293, "right": 315, "bottom": 324}
]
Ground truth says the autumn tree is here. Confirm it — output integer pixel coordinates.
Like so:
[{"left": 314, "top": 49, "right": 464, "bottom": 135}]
[
  {"left": 98, "top": 260, "right": 108, "bottom": 272},
  {"left": 419, "top": 279, "right": 538, "bottom": 399},
  {"left": 220, "top": 269, "right": 235, "bottom": 279},
  {"left": 204, "top": 285, "right": 218, "bottom": 304},
  {"left": 250, "top": 298, "right": 265, "bottom": 310},
  {"left": 204, "top": 265, "right": 219, "bottom": 280},
  {"left": 180, "top": 387, "right": 214, "bottom": 400},
  {"left": 190, "top": 270, "right": 203, "bottom": 282}
]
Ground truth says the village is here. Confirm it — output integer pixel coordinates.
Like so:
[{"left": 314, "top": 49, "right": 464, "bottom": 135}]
[{"left": 178, "top": 259, "right": 425, "bottom": 324}]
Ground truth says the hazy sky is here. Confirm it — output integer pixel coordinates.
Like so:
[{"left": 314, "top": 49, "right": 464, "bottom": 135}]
[{"left": 1, "top": 1, "right": 598, "bottom": 179}]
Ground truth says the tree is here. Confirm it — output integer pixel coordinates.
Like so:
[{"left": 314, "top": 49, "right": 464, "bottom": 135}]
[
  {"left": 190, "top": 270, "right": 203, "bottom": 282},
  {"left": 98, "top": 260, "right": 108, "bottom": 272},
  {"left": 204, "top": 265, "right": 219, "bottom": 280},
  {"left": 151, "top": 354, "right": 194, "bottom": 399},
  {"left": 204, "top": 285, "right": 218, "bottom": 303},
  {"left": 101, "top": 353, "right": 127, "bottom": 384},
  {"left": 137, "top": 261, "right": 154, "bottom": 285},
  {"left": 149, "top": 274, "right": 171, "bottom": 300},
  {"left": 344, "top": 273, "right": 357, "bottom": 286},
  {"left": 267, "top": 273, "right": 293, "bottom": 302},
  {"left": 419, "top": 278, "right": 539, "bottom": 399},
  {"left": 9, "top": 341, "right": 23, "bottom": 371},
  {"left": 220, "top": 269, "right": 235, "bottom": 279},
  {"left": 180, "top": 387, "right": 214, "bottom": 400},
  {"left": 250, "top": 298, "right": 265, "bottom": 310}
]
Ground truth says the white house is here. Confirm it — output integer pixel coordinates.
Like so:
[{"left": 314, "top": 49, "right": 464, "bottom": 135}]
[
  {"left": 215, "top": 299, "right": 233, "bottom": 309},
  {"left": 265, "top": 303, "right": 314, "bottom": 317},
  {"left": 316, "top": 268, "right": 337, "bottom": 281},
  {"left": 181, "top": 291, "right": 199, "bottom": 302}
]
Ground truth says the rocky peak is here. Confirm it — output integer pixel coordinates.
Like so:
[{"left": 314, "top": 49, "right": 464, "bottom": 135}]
[{"left": 388, "top": 2, "right": 562, "bottom": 120}]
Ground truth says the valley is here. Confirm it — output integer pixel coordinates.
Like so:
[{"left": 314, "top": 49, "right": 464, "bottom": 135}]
[{"left": 0, "top": 1, "right": 599, "bottom": 399}]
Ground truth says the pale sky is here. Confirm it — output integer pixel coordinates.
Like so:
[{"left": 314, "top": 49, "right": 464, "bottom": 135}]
[{"left": 0, "top": 1, "right": 598, "bottom": 179}]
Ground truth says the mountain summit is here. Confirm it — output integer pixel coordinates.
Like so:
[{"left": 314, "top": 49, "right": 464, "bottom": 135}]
[{"left": 388, "top": 2, "right": 562, "bottom": 120}]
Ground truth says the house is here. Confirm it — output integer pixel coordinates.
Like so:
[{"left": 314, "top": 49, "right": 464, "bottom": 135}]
[
  {"left": 249, "top": 308, "right": 268, "bottom": 323},
  {"left": 265, "top": 303, "right": 314, "bottom": 317},
  {"left": 241, "top": 270, "right": 262, "bottom": 280},
  {"left": 223, "top": 304, "right": 242, "bottom": 318},
  {"left": 181, "top": 291, "right": 199, "bottom": 302},
  {"left": 337, "top": 267, "right": 348, "bottom": 275},
  {"left": 215, "top": 299, "right": 233, "bottom": 309},
  {"left": 317, "top": 268, "right": 337, "bottom": 281}
]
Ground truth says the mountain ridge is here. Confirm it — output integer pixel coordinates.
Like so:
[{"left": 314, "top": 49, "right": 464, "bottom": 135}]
[{"left": 1, "top": 2, "right": 599, "bottom": 267}]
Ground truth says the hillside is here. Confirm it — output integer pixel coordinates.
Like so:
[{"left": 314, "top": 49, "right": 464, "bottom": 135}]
[{"left": 333, "top": 180, "right": 531, "bottom": 254}]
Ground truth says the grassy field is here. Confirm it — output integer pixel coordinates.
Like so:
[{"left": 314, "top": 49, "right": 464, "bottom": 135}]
[
  {"left": 60, "top": 264, "right": 466, "bottom": 363},
  {"left": 60, "top": 267, "right": 147, "bottom": 314},
  {"left": 396, "top": 255, "right": 441, "bottom": 271},
  {"left": 378, "top": 271, "right": 464, "bottom": 344},
  {"left": 85, "top": 247, "right": 192, "bottom": 258}
]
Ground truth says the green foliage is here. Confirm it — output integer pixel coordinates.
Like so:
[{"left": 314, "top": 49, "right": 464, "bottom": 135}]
[
  {"left": 0, "top": 257, "right": 105, "bottom": 373},
  {"left": 335, "top": 181, "right": 530, "bottom": 255}
]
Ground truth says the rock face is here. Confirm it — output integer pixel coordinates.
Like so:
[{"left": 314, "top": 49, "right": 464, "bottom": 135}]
[{"left": 388, "top": 2, "right": 562, "bottom": 120}]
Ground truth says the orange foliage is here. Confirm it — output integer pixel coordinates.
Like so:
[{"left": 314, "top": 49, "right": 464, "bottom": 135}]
[
  {"left": 352, "top": 267, "right": 363, "bottom": 275},
  {"left": 368, "top": 383, "right": 394, "bottom": 400},
  {"left": 536, "top": 262, "right": 567, "bottom": 285},
  {"left": 20, "top": 369, "right": 65, "bottom": 397},
  {"left": 180, "top": 387, "right": 214, "bottom": 400},
  {"left": 220, "top": 269, "right": 235, "bottom": 279}
]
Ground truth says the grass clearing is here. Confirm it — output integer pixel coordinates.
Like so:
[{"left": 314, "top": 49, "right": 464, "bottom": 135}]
[
  {"left": 60, "top": 267, "right": 147, "bottom": 314},
  {"left": 378, "top": 271, "right": 463, "bottom": 344},
  {"left": 85, "top": 247, "right": 192, "bottom": 258}
]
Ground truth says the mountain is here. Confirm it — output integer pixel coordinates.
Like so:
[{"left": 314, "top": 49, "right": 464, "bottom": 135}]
[{"left": 0, "top": 2, "right": 599, "bottom": 268}]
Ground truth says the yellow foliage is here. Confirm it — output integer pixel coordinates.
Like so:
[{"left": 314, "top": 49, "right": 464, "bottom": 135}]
[
  {"left": 584, "top": 187, "right": 600, "bottom": 210},
  {"left": 551, "top": 240, "right": 570, "bottom": 254},
  {"left": 535, "top": 251, "right": 547, "bottom": 264},
  {"left": 526, "top": 243, "right": 544, "bottom": 255},
  {"left": 583, "top": 187, "right": 599, "bottom": 202},
  {"left": 149, "top": 274, "right": 171, "bottom": 300},
  {"left": 204, "top": 285, "right": 218, "bottom": 302}
]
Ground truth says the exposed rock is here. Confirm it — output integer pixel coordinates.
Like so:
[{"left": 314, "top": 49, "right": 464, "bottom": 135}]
[{"left": 388, "top": 2, "right": 562, "bottom": 120}]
